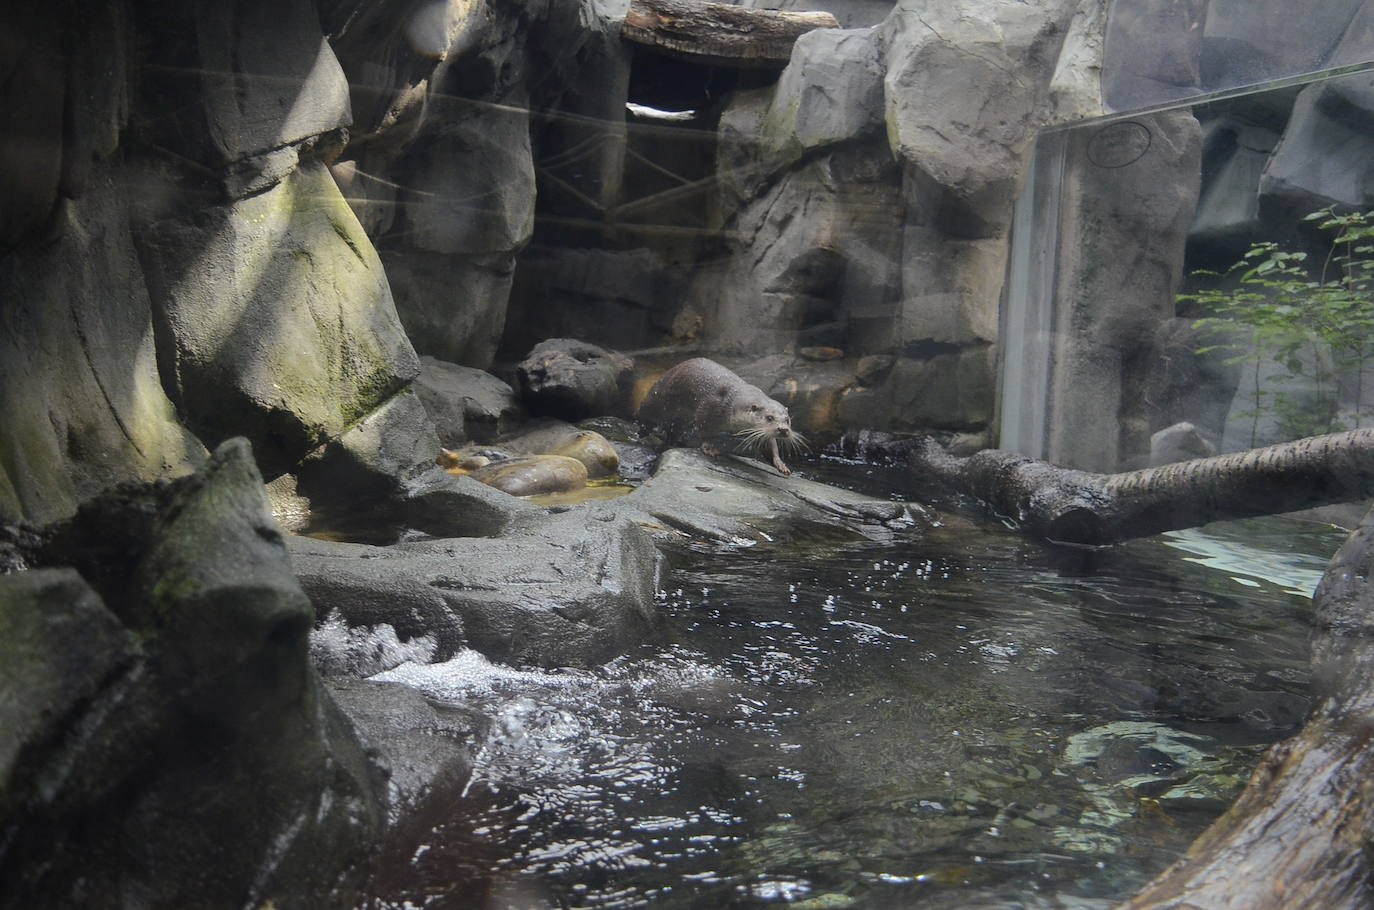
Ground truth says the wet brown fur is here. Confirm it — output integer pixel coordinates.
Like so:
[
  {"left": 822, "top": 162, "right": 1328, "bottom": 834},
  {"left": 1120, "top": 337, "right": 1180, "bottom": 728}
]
[{"left": 637, "top": 358, "right": 802, "bottom": 475}]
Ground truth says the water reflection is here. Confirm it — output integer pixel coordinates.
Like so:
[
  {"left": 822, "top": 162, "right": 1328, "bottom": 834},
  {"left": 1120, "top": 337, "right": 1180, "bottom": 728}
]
[{"left": 366, "top": 461, "right": 1341, "bottom": 910}]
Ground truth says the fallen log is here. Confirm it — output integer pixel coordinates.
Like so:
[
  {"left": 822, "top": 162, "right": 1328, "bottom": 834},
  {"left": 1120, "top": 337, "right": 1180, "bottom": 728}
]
[
  {"left": 1116, "top": 502, "right": 1374, "bottom": 909},
  {"left": 911, "top": 428, "right": 1374, "bottom": 545},
  {"left": 621, "top": 0, "right": 840, "bottom": 67}
]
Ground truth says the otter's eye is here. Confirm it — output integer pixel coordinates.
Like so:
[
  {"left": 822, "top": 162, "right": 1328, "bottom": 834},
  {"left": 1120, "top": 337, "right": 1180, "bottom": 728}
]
[
  {"left": 766, "top": 415, "right": 775, "bottom": 422},
  {"left": 750, "top": 405, "right": 761, "bottom": 413}
]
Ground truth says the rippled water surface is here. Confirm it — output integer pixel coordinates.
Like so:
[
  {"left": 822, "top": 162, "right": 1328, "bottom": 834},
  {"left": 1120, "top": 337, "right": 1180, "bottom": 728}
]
[{"left": 367, "top": 459, "right": 1344, "bottom": 910}]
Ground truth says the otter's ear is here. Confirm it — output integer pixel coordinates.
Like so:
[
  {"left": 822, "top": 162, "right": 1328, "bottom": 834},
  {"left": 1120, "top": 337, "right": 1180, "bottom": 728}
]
[{"left": 718, "top": 387, "right": 729, "bottom": 398}]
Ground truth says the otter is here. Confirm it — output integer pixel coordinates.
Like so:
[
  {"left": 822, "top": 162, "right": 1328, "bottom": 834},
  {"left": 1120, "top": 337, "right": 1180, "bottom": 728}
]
[{"left": 637, "top": 358, "right": 806, "bottom": 475}]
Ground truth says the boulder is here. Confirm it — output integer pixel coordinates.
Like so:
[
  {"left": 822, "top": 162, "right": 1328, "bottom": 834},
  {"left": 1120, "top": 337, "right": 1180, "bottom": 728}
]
[
  {"left": 838, "top": 346, "right": 997, "bottom": 434},
  {"left": 135, "top": 161, "right": 420, "bottom": 478},
  {"left": 295, "top": 389, "right": 441, "bottom": 506},
  {"left": 385, "top": 467, "right": 540, "bottom": 539},
  {"left": 414, "top": 355, "right": 526, "bottom": 446},
  {"left": 748, "top": 27, "right": 886, "bottom": 181},
  {"left": 288, "top": 507, "right": 663, "bottom": 668},
  {"left": 1150, "top": 421, "right": 1218, "bottom": 466},
  {"left": 0, "top": 569, "right": 138, "bottom": 823},
  {"left": 515, "top": 338, "right": 635, "bottom": 420},
  {"left": 700, "top": 142, "right": 904, "bottom": 356},
  {"left": 0, "top": 439, "right": 384, "bottom": 909},
  {"left": 1261, "top": 72, "right": 1374, "bottom": 213},
  {"left": 326, "top": 678, "right": 488, "bottom": 842},
  {"left": 292, "top": 534, "right": 467, "bottom": 666}
]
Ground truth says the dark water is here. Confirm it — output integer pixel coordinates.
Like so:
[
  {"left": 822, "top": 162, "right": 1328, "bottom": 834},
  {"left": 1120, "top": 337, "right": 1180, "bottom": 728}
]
[{"left": 365, "top": 459, "right": 1341, "bottom": 910}]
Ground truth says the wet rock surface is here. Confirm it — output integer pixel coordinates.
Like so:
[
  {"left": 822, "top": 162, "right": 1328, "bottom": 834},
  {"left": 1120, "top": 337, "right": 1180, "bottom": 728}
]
[
  {"left": 293, "top": 506, "right": 664, "bottom": 669},
  {"left": 612, "top": 448, "right": 922, "bottom": 545}
]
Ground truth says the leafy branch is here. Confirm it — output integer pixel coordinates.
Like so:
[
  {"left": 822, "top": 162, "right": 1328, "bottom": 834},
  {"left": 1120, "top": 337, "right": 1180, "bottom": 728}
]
[{"left": 1182, "top": 208, "right": 1374, "bottom": 447}]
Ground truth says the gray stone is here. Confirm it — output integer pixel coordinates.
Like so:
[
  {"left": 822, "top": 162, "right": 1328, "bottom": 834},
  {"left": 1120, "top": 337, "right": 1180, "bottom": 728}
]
[
  {"left": 326, "top": 678, "right": 488, "bottom": 837},
  {"left": 1200, "top": 0, "right": 1363, "bottom": 90},
  {"left": 1150, "top": 422, "right": 1218, "bottom": 466},
  {"left": 516, "top": 338, "right": 635, "bottom": 420},
  {"left": 388, "top": 467, "right": 539, "bottom": 539},
  {"left": 1100, "top": 0, "right": 1206, "bottom": 110},
  {"left": 762, "top": 28, "right": 885, "bottom": 170},
  {"left": 0, "top": 569, "right": 137, "bottom": 822},
  {"left": 382, "top": 248, "right": 517, "bottom": 368},
  {"left": 881, "top": 0, "right": 1085, "bottom": 240},
  {"left": 0, "top": 439, "right": 385, "bottom": 909},
  {"left": 838, "top": 347, "right": 996, "bottom": 433},
  {"left": 140, "top": 0, "right": 351, "bottom": 173},
  {"left": 287, "top": 507, "right": 662, "bottom": 668},
  {"left": 0, "top": 166, "right": 206, "bottom": 526},
  {"left": 296, "top": 389, "right": 441, "bottom": 505},
  {"left": 613, "top": 448, "right": 922, "bottom": 545},
  {"left": 1261, "top": 73, "right": 1374, "bottom": 212},
  {"left": 700, "top": 143, "right": 904, "bottom": 356},
  {"left": 398, "top": 91, "right": 534, "bottom": 257},
  {"left": 415, "top": 355, "right": 527, "bottom": 446},
  {"left": 135, "top": 161, "right": 419, "bottom": 478},
  {"left": 1190, "top": 115, "right": 1282, "bottom": 251},
  {"left": 293, "top": 535, "right": 466, "bottom": 665}
]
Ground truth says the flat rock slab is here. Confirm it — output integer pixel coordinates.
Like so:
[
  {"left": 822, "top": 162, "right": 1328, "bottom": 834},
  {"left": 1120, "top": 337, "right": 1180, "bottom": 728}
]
[
  {"left": 611, "top": 448, "right": 924, "bottom": 545},
  {"left": 291, "top": 507, "right": 662, "bottom": 669}
]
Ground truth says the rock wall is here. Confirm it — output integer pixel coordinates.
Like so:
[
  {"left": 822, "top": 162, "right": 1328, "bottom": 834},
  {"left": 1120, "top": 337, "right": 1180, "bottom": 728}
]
[
  {"left": 670, "top": 0, "right": 1108, "bottom": 439},
  {"left": 0, "top": 0, "right": 422, "bottom": 523}
]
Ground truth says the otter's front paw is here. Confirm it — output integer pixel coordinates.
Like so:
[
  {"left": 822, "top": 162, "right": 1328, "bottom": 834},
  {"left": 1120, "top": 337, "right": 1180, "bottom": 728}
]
[{"left": 701, "top": 442, "right": 722, "bottom": 457}]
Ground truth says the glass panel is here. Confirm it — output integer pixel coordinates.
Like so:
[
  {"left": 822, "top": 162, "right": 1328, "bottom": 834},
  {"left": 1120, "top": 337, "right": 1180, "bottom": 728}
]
[
  {"left": 1003, "top": 67, "right": 1374, "bottom": 476},
  {"left": 1103, "top": 0, "right": 1374, "bottom": 111}
]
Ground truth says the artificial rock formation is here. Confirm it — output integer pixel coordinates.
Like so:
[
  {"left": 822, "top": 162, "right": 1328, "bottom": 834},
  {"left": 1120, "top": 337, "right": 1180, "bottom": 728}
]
[
  {"left": 0, "top": 0, "right": 426, "bottom": 522},
  {"left": 0, "top": 441, "right": 386, "bottom": 908}
]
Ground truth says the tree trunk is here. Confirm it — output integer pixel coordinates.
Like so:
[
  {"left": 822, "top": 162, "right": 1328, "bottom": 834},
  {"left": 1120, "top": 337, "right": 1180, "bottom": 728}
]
[
  {"left": 621, "top": 0, "right": 840, "bottom": 67},
  {"left": 911, "top": 428, "right": 1374, "bottom": 545},
  {"left": 1117, "top": 503, "right": 1374, "bottom": 909}
]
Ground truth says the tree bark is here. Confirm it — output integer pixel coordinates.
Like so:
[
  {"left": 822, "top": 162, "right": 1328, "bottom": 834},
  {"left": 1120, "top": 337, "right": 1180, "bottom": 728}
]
[
  {"left": 911, "top": 428, "right": 1374, "bottom": 545},
  {"left": 621, "top": 0, "right": 840, "bottom": 67},
  {"left": 1117, "top": 503, "right": 1374, "bottom": 909}
]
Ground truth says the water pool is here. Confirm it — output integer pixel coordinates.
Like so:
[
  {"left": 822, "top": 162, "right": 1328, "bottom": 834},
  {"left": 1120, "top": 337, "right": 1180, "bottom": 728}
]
[{"left": 366, "top": 459, "right": 1342, "bottom": 910}]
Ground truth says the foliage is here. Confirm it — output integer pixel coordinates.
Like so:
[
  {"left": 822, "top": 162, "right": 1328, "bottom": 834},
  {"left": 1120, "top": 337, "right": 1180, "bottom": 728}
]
[{"left": 1182, "top": 207, "right": 1374, "bottom": 447}]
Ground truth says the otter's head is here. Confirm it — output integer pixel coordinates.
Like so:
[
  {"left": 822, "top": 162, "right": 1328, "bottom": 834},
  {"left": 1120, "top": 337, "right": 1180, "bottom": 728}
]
[{"left": 731, "top": 394, "right": 806, "bottom": 459}]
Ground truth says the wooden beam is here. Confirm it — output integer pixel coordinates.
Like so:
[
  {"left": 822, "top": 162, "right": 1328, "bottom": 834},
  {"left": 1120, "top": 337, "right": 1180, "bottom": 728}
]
[{"left": 621, "top": 0, "right": 840, "bottom": 68}]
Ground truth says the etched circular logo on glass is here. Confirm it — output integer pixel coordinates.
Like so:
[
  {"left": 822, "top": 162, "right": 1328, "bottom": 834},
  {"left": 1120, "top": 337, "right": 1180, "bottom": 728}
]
[{"left": 1087, "top": 121, "right": 1152, "bottom": 168}]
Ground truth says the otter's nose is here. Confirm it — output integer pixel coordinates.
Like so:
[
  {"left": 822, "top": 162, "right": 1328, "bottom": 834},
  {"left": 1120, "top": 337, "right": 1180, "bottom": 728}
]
[{"left": 777, "top": 426, "right": 791, "bottom": 437}]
